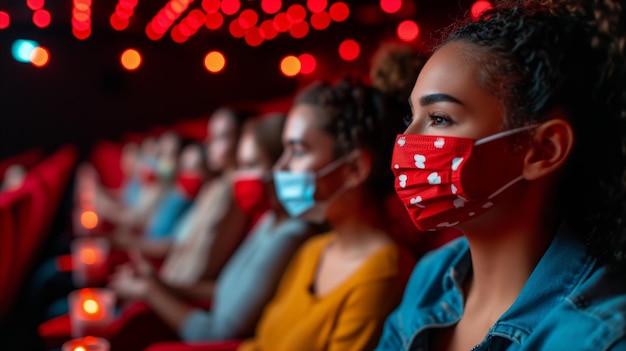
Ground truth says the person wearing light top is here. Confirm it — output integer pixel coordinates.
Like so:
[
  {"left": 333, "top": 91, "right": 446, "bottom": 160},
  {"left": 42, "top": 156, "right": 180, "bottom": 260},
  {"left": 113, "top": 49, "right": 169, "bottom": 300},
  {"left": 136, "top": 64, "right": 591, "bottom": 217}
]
[{"left": 109, "top": 114, "right": 321, "bottom": 350}]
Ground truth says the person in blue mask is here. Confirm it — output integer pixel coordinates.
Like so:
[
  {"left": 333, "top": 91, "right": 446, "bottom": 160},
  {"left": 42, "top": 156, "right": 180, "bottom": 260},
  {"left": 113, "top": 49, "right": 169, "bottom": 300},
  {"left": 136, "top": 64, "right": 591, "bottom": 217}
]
[
  {"left": 236, "top": 77, "right": 414, "bottom": 351},
  {"left": 375, "top": 1, "right": 626, "bottom": 350}
]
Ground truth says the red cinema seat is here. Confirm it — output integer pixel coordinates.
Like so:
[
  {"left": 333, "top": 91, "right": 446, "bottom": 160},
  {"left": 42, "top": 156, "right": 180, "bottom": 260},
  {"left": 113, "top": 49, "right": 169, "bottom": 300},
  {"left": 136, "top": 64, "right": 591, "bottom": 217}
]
[
  {"left": 0, "top": 173, "right": 48, "bottom": 318},
  {"left": 88, "top": 141, "right": 124, "bottom": 190}
]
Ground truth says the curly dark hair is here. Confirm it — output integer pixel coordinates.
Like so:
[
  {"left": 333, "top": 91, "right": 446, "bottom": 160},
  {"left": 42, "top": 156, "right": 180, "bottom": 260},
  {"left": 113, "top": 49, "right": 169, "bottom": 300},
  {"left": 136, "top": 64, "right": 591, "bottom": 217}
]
[
  {"left": 443, "top": 1, "right": 626, "bottom": 277},
  {"left": 294, "top": 77, "right": 410, "bottom": 199}
]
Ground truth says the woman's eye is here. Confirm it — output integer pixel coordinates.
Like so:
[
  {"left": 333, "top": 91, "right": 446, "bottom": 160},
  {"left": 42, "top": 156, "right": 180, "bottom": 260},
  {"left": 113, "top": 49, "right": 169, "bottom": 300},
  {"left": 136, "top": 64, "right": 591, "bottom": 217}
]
[{"left": 429, "top": 114, "right": 452, "bottom": 127}]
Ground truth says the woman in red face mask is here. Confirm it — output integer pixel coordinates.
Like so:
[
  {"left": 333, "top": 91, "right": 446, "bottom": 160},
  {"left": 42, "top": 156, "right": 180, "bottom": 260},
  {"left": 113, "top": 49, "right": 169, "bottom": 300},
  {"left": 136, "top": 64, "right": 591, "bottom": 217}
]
[{"left": 377, "top": 2, "right": 626, "bottom": 350}]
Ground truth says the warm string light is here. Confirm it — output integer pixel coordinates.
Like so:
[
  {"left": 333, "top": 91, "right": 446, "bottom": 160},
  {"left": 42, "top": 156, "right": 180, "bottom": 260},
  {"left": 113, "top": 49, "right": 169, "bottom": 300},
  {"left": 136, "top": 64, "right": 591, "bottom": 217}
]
[
  {"left": 146, "top": 0, "right": 195, "bottom": 41},
  {"left": 72, "top": 0, "right": 92, "bottom": 40},
  {"left": 8, "top": 1, "right": 426, "bottom": 77},
  {"left": 110, "top": 0, "right": 139, "bottom": 31},
  {"left": 144, "top": 0, "right": 349, "bottom": 47}
]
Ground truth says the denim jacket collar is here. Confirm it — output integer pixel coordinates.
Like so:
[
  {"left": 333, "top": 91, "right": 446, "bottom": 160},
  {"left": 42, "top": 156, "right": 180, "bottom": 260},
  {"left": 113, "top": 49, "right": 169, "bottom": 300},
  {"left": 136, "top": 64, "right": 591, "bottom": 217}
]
[{"left": 413, "top": 224, "right": 597, "bottom": 349}]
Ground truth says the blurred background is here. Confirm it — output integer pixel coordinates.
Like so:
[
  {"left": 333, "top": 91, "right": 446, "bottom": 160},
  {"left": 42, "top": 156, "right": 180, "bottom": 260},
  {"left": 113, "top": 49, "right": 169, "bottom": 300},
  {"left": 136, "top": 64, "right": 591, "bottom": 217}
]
[{"left": 0, "top": 0, "right": 484, "bottom": 159}]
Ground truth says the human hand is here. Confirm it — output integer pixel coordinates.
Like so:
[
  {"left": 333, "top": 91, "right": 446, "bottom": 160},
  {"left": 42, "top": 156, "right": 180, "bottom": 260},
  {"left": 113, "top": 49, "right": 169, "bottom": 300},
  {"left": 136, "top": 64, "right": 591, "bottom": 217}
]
[{"left": 108, "top": 264, "right": 149, "bottom": 301}]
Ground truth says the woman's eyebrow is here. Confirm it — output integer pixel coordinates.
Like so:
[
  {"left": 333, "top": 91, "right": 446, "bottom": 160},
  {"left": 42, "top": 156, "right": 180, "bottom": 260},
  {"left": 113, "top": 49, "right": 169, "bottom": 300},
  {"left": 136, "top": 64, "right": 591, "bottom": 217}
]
[{"left": 419, "top": 93, "right": 464, "bottom": 106}]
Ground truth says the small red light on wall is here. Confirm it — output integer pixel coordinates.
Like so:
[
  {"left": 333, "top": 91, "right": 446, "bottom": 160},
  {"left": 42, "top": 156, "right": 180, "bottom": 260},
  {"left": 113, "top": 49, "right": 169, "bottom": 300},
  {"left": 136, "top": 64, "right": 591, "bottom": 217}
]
[
  {"left": 380, "top": 0, "right": 402, "bottom": 14},
  {"left": 245, "top": 27, "right": 264, "bottom": 46},
  {"left": 310, "top": 11, "right": 330, "bottom": 30},
  {"left": 260, "top": 19, "right": 278, "bottom": 39},
  {"left": 289, "top": 21, "right": 309, "bottom": 39},
  {"left": 329, "top": 2, "right": 349, "bottom": 22},
  {"left": 397, "top": 20, "right": 419, "bottom": 42},
  {"left": 33, "top": 9, "right": 51, "bottom": 28},
  {"left": 205, "top": 12, "right": 224, "bottom": 30},
  {"left": 27, "top": 0, "right": 45, "bottom": 11},
  {"left": 307, "top": 0, "right": 327, "bottom": 13},
  {"left": 298, "top": 53, "right": 316, "bottom": 74},
  {"left": 221, "top": 0, "right": 241, "bottom": 16},
  {"left": 238, "top": 9, "right": 259, "bottom": 29},
  {"left": 471, "top": 0, "right": 493, "bottom": 20},
  {"left": 0, "top": 11, "right": 9, "bottom": 29},
  {"left": 339, "top": 39, "right": 360, "bottom": 61},
  {"left": 273, "top": 12, "right": 291, "bottom": 32},
  {"left": 261, "top": 0, "right": 282, "bottom": 15}
]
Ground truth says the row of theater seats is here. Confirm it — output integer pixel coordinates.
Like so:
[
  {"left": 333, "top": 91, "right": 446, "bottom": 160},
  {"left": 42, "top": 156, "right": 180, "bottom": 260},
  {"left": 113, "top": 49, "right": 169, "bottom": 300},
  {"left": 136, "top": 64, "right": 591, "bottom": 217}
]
[{"left": 0, "top": 146, "right": 78, "bottom": 320}]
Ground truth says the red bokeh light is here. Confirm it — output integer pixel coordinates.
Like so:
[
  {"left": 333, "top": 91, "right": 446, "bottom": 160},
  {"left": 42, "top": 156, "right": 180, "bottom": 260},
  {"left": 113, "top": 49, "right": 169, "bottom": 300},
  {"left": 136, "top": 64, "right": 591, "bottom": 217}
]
[
  {"left": 33, "top": 9, "right": 51, "bottom": 28},
  {"left": 310, "top": 11, "right": 330, "bottom": 30},
  {"left": 471, "top": 0, "right": 493, "bottom": 19},
  {"left": 229, "top": 19, "right": 246, "bottom": 38},
  {"left": 329, "top": 2, "right": 349, "bottom": 22},
  {"left": 261, "top": 0, "right": 282, "bottom": 15},
  {"left": 205, "top": 11, "right": 224, "bottom": 30},
  {"left": 146, "top": 24, "right": 161, "bottom": 40},
  {"left": 289, "top": 21, "right": 309, "bottom": 39},
  {"left": 273, "top": 12, "right": 291, "bottom": 32},
  {"left": 239, "top": 9, "right": 259, "bottom": 29},
  {"left": 0, "top": 11, "right": 9, "bottom": 29},
  {"left": 287, "top": 4, "right": 307, "bottom": 24},
  {"left": 186, "top": 9, "right": 206, "bottom": 29},
  {"left": 110, "top": 13, "right": 129, "bottom": 31},
  {"left": 73, "top": 27, "right": 91, "bottom": 40},
  {"left": 221, "top": 0, "right": 241, "bottom": 16},
  {"left": 170, "top": 25, "right": 189, "bottom": 43},
  {"left": 72, "top": 17, "right": 91, "bottom": 31},
  {"left": 380, "top": 0, "right": 402, "bottom": 14},
  {"left": 201, "top": 0, "right": 221, "bottom": 14},
  {"left": 260, "top": 19, "right": 278, "bottom": 40},
  {"left": 245, "top": 27, "right": 264, "bottom": 46},
  {"left": 27, "top": 0, "right": 44, "bottom": 11},
  {"left": 338, "top": 39, "right": 360, "bottom": 61},
  {"left": 307, "top": 0, "right": 327, "bottom": 13},
  {"left": 397, "top": 20, "right": 419, "bottom": 42},
  {"left": 298, "top": 53, "right": 316, "bottom": 74},
  {"left": 179, "top": 21, "right": 193, "bottom": 36}
]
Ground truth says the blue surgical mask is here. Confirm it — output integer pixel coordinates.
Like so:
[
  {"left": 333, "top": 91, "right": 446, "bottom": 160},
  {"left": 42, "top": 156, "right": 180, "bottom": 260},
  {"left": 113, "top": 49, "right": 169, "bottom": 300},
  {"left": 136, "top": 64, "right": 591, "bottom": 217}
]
[{"left": 273, "top": 157, "right": 348, "bottom": 223}]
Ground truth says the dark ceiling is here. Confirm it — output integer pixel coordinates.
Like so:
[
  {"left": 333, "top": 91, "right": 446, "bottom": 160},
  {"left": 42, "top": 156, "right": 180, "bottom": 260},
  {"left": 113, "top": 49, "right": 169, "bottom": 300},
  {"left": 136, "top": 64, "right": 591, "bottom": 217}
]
[{"left": 0, "top": 0, "right": 474, "bottom": 158}]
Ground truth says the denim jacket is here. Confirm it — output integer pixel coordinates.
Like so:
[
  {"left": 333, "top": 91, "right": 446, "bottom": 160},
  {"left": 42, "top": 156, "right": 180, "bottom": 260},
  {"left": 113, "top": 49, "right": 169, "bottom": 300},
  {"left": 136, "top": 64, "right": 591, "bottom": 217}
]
[{"left": 375, "top": 225, "right": 626, "bottom": 351}]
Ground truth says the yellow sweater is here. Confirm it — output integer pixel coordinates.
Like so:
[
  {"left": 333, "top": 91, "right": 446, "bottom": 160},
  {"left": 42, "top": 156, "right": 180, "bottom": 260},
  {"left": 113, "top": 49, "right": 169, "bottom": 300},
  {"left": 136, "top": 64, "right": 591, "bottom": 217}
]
[{"left": 238, "top": 233, "right": 403, "bottom": 351}]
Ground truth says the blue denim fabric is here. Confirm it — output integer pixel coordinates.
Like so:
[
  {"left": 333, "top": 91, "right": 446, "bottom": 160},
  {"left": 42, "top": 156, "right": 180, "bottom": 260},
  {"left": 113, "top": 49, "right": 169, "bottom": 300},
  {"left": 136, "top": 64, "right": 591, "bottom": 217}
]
[
  {"left": 375, "top": 225, "right": 626, "bottom": 351},
  {"left": 144, "top": 188, "right": 193, "bottom": 239}
]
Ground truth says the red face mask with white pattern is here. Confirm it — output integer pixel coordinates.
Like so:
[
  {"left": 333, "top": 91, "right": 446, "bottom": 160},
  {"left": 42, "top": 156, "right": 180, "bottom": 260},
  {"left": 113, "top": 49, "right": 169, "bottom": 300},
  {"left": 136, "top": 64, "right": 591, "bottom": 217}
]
[{"left": 391, "top": 125, "right": 536, "bottom": 231}]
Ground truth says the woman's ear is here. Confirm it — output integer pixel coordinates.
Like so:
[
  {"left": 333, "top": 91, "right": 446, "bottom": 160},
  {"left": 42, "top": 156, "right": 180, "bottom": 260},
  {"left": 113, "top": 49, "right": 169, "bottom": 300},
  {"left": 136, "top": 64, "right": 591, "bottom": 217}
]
[
  {"left": 344, "top": 149, "right": 372, "bottom": 188},
  {"left": 523, "top": 117, "right": 574, "bottom": 181}
]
